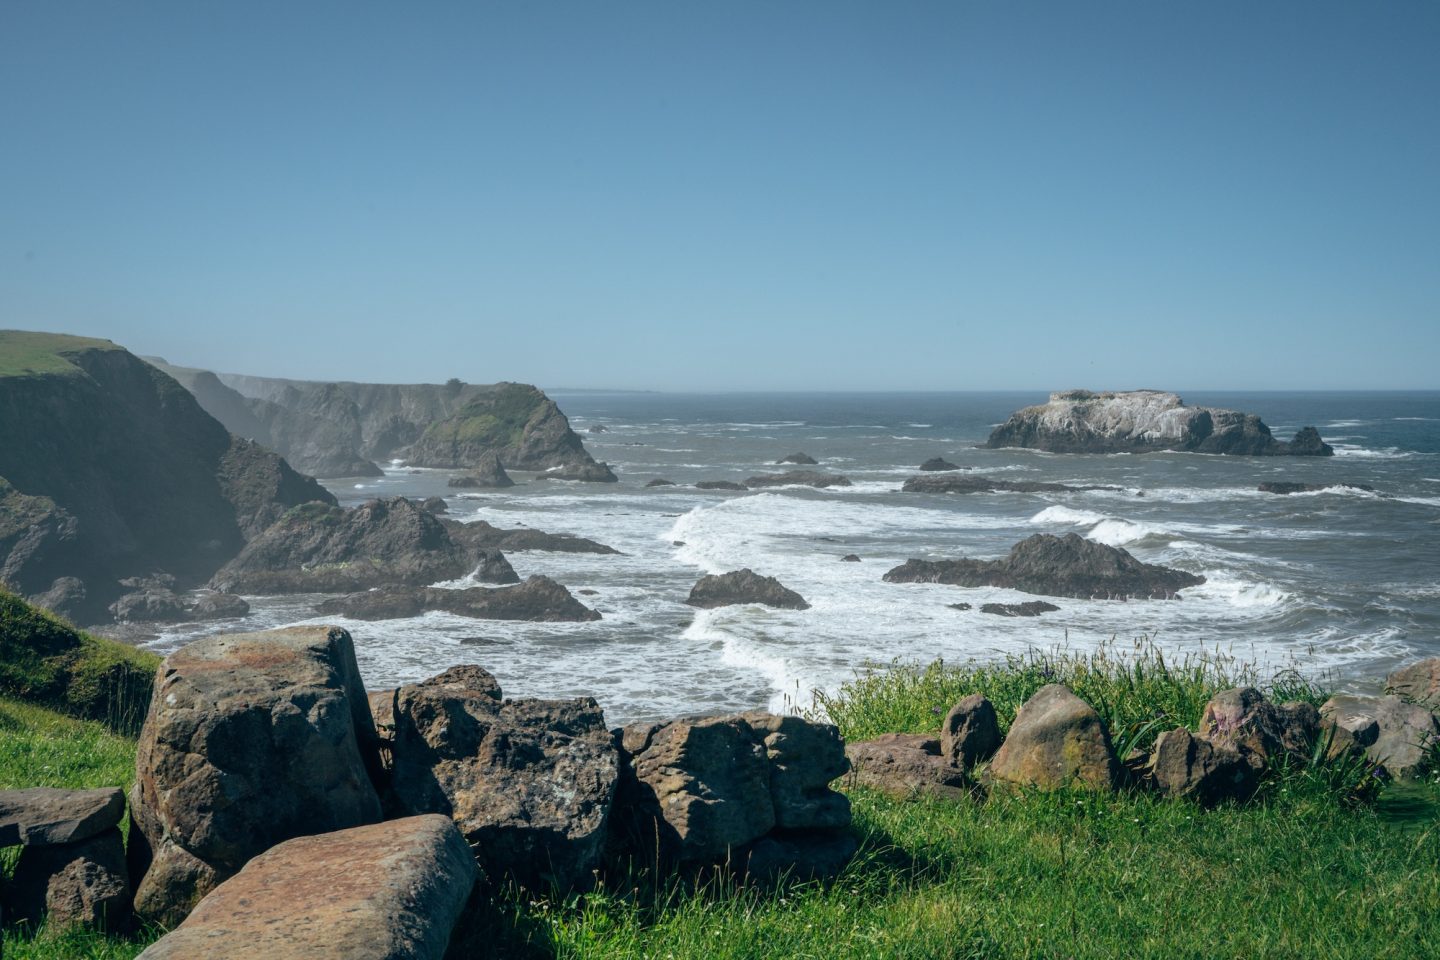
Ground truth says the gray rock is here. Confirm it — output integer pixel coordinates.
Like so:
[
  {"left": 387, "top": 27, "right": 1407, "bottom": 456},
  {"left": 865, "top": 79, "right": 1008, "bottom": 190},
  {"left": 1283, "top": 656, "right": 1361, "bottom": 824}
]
[
  {"left": 27, "top": 576, "right": 88, "bottom": 623},
  {"left": 314, "top": 575, "right": 599, "bottom": 622},
  {"left": 1257, "top": 481, "right": 1375, "bottom": 495},
  {"left": 446, "top": 452, "right": 515, "bottom": 489},
  {"left": 901, "top": 474, "right": 1099, "bottom": 495},
  {"left": 1321, "top": 695, "right": 1440, "bottom": 779},
  {"left": 744, "top": 470, "right": 851, "bottom": 489},
  {"left": 988, "top": 685, "right": 1119, "bottom": 791},
  {"left": 1386, "top": 657, "right": 1440, "bottom": 711},
  {"left": 540, "top": 460, "right": 619, "bottom": 482},
  {"left": 189, "top": 591, "right": 250, "bottom": 620},
  {"left": 841, "top": 554, "right": 861, "bottom": 562},
  {"left": 137, "top": 815, "right": 476, "bottom": 960},
  {"left": 844, "top": 733, "right": 971, "bottom": 800},
  {"left": 646, "top": 478, "right": 677, "bottom": 487},
  {"left": 696, "top": 480, "right": 748, "bottom": 491},
  {"left": 130, "top": 626, "right": 382, "bottom": 927},
  {"left": 918, "top": 457, "right": 962, "bottom": 471},
  {"left": 940, "top": 695, "right": 1001, "bottom": 769},
  {"left": 418, "top": 496, "right": 448, "bottom": 514},
  {"left": 4, "top": 828, "right": 130, "bottom": 932},
  {"left": 1148, "top": 727, "right": 1258, "bottom": 804},
  {"left": 1196, "top": 687, "right": 1317, "bottom": 765},
  {"left": 0, "top": 786, "right": 125, "bottom": 847},
  {"left": 739, "top": 712, "right": 850, "bottom": 831},
  {"left": 686, "top": 569, "right": 810, "bottom": 610},
  {"left": 776, "top": 453, "right": 818, "bottom": 465},
  {"left": 980, "top": 601, "right": 1059, "bottom": 617},
  {"left": 442, "top": 517, "right": 619, "bottom": 555},
  {"left": 108, "top": 588, "right": 188, "bottom": 623}
]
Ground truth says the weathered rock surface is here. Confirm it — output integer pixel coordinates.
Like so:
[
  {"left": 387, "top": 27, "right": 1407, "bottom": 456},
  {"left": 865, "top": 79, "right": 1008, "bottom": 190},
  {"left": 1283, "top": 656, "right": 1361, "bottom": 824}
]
[
  {"left": 0, "top": 787, "right": 125, "bottom": 847},
  {"left": 646, "top": 478, "right": 677, "bottom": 487},
  {"left": 985, "top": 390, "right": 1334, "bottom": 456},
  {"left": 901, "top": 474, "right": 1102, "bottom": 495},
  {"left": 696, "top": 480, "right": 748, "bottom": 491},
  {"left": 777, "top": 452, "right": 818, "bottom": 465},
  {"left": 136, "top": 815, "right": 476, "bottom": 960},
  {"left": 4, "top": 828, "right": 130, "bottom": 932},
  {"left": 1257, "top": 481, "right": 1375, "bottom": 495},
  {"left": 417, "top": 496, "right": 447, "bottom": 514},
  {"left": 739, "top": 711, "right": 851, "bottom": 831},
  {"left": 919, "top": 457, "right": 963, "bottom": 471},
  {"left": 588, "top": 423, "right": 608, "bottom": 433},
  {"left": 211, "top": 497, "right": 483, "bottom": 594},
  {"left": 686, "top": 569, "right": 811, "bottom": 610},
  {"left": 1320, "top": 695, "right": 1439, "bottom": 779},
  {"left": 884, "top": 534, "right": 1204, "bottom": 601},
  {"left": 129, "top": 626, "right": 382, "bottom": 926},
  {"left": 108, "top": 588, "right": 189, "bottom": 623},
  {"left": 941, "top": 695, "right": 1001, "bottom": 769},
  {"left": 980, "top": 600, "right": 1060, "bottom": 617},
  {"left": 387, "top": 665, "right": 618, "bottom": 890},
  {"left": 1385, "top": 657, "right": 1440, "bottom": 710},
  {"left": 989, "top": 685, "right": 1119, "bottom": 791},
  {"left": 1148, "top": 727, "right": 1258, "bottom": 804},
  {"left": 744, "top": 470, "right": 852, "bottom": 489},
  {"left": 188, "top": 590, "right": 251, "bottom": 620},
  {"left": 1196, "top": 687, "right": 1318, "bottom": 766},
  {"left": 27, "top": 575, "right": 88, "bottom": 623},
  {"left": 844, "top": 734, "right": 971, "bottom": 800},
  {"left": 447, "top": 451, "right": 515, "bottom": 488},
  {"left": 442, "top": 517, "right": 619, "bottom": 555},
  {"left": 315, "top": 575, "right": 599, "bottom": 622}
]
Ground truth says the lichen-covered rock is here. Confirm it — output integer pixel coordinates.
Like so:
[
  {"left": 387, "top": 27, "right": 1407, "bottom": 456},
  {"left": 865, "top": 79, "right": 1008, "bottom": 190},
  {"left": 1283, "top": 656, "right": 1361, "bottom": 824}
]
[
  {"left": 136, "top": 815, "right": 476, "bottom": 960},
  {"left": 1148, "top": 727, "right": 1258, "bottom": 805},
  {"left": 988, "top": 685, "right": 1118, "bottom": 791},
  {"left": 4, "top": 828, "right": 130, "bottom": 932},
  {"left": 129, "top": 626, "right": 382, "bottom": 926},
  {"left": 1386, "top": 657, "right": 1440, "bottom": 711},
  {"left": 1321, "top": 695, "right": 1440, "bottom": 779},
  {"left": 387, "top": 665, "right": 618, "bottom": 890},
  {"left": 941, "top": 695, "right": 1001, "bottom": 769},
  {"left": 686, "top": 569, "right": 810, "bottom": 610},
  {"left": 844, "top": 733, "right": 971, "bottom": 800}
]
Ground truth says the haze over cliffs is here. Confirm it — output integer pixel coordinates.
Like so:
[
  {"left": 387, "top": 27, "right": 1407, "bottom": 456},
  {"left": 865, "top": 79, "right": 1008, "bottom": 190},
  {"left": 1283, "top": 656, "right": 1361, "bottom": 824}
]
[
  {"left": 147, "top": 360, "right": 612, "bottom": 480},
  {"left": 0, "top": 331, "right": 334, "bottom": 622},
  {"left": 986, "top": 390, "right": 1334, "bottom": 456}
]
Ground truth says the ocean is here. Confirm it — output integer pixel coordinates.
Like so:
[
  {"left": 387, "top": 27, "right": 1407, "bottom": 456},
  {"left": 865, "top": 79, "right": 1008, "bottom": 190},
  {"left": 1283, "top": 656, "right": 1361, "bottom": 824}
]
[{"left": 147, "top": 391, "right": 1440, "bottom": 726}]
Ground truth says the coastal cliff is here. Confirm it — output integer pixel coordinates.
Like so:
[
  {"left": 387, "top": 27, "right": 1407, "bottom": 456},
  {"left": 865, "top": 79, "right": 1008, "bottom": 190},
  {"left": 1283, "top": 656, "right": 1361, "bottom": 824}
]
[
  {"left": 148, "top": 361, "right": 610, "bottom": 479},
  {"left": 0, "top": 331, "right": 334, "bottom": 622},
  {"left": 985, "top": 390, "right": 1334, "bottom": 456}
]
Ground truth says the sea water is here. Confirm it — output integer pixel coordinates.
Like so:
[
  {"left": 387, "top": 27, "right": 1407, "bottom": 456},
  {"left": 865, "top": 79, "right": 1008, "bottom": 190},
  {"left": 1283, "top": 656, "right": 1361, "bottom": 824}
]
[{"left": 147, "top": 391, "right": 1440, "bottom": 725}]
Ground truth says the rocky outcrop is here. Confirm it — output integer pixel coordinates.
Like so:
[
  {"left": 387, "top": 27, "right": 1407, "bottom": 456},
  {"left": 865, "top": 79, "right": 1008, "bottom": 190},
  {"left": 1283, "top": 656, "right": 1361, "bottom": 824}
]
[
  {"left": 696, "top": 480, "right": 748, "bottom": 491},
  {"left": 1258, "top": 481, "right": 1375, "bottom": 495},
  {"left": 315, "top": 576, "right": 598, "bottom": 622},
  {"left": 844, "top": 734, "right": 972, "bottom": 800},
  {"left": 136, "top": 816, "right": 476, "bottom": 960},
  {"left": 211, "top": 497, "right": 489, "bottom": 594},
  {"left": 985, "top": 390, "right": 1334, "bottom": 456},
  {"left": 408, "top": 382, "right": 605, "bottom": 476},
  {"left": 446, "top": 452, "right": 515, "bottom": 488},
  {"left": 919, "top": 457, "right": 962, "bottom": 471},
  {"left": 988, "top": 685, "right": 1119, "bottom": 791},
  {"left": 686, "top": 569, "right": 811, "bottom": 610},
  {"left": 418, "top": 496, "right": 448, "bottom": 514},
  {"left": 129, "top": 626, "right": 383, "bottom": 926},
  {"left": 189, "top": 591, "right": 251, "bottom": 620},
  {"left": 901, "top": 474, "right": 1104, "bottom": 494},
  {"left": 777, "top": 453, "right": 818, "bottom": 465},
  {"left": 980, "top": 601, "right": 1060, "bottom": 617},
  {"left": 441, "top": 517, "right": 619, "bottom": 555},
  {"left": 386, "top": 666, "right": 619, "bottom": 890},
  {"left": 744, "top": 471, "right": 852, "bottom": 489},
  {"left": 1387, "top": 657, "right": 1440, "bottom": 711},
  {"left": 884, "top": 534, "right": 1204, "bottom": 600},
  {"left": 1, "top": 333, "right": 333, "bottom": 622},
  {"left": 539, "top": 460, "right": 619, "bottom": 482},
  {"left": 1320, "top": 695, "right": 1439, "bottom": 779}
]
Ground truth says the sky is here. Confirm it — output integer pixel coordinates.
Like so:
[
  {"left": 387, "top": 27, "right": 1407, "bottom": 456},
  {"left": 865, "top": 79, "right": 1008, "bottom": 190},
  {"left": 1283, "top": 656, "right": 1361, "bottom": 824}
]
[{"left": 2, "top": 2, "right": 1437, "bottom": 391}]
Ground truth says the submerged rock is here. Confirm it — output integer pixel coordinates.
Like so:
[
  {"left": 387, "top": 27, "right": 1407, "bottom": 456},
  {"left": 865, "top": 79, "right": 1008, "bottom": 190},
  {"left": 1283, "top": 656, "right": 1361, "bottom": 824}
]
[
  {"left": 986, "top": 390, "right": 1334, "bottom": 456},
  {"left": 980, "top": 601, "right": 1060, "bottom": 617},
  {"left": 696, "top": 480, "right": 748, "bottom": 491},
  {"left": 315, "top": 575, "right": 600, "bottom": 623},
  {"left": 918, "top": 457, "right": 962, "bottom": 471},
  {"left": 776, "top": 452, "right": 818, "bottom": 465},
  {"left": 901, "top": 475, "right": 1103, "bottom": 494},
  {"left": 1257, "top": 481, "right": 1375, "bottom": 495},
  {"left": 744, "top": 470, "right": 851, "bottom": 489},
  {"left": 686, "top": 569, "right": 810, "bottom": 610},
  {"left": 883, "top": 533, "right": 1204, "bottom": 600}
]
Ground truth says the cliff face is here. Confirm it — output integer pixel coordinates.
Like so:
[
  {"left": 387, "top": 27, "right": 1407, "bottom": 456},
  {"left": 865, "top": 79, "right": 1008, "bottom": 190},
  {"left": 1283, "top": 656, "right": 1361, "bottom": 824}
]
[
  {"left": 985, "top": 390, "right": 1334, "bottom": 456},
  {"left": 0, "top": 332, "right": 334, "bottom": 621},
  {"left": 150, "top": 362, "right": 607, "bottom": 478}
]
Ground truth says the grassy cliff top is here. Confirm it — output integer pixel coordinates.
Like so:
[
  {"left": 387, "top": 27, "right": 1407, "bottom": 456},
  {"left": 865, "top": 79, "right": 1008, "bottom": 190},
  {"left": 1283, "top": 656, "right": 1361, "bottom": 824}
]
[{"left": 0, "top": 330, "right": 123, "bottom": 378}]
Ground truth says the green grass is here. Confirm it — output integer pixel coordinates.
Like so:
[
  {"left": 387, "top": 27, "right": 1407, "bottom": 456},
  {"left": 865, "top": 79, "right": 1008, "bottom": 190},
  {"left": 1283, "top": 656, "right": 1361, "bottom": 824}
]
[
  {"left": 421, "top": 382, "right": 545, "bottom": 450},
  {"left": 0, "top": 330, "right": 121, "bottom": 378}
]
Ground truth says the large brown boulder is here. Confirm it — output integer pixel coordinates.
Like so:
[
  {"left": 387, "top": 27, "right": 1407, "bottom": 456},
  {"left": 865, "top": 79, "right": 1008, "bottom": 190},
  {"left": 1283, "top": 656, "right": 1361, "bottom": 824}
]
[
  {"left": 739, "top": 711, "right": 850, "bottom": 831},
  {"left": 1386, "top": 657, "right": 1440, "bottom": 711},
  {"left": 988, "top": 685, "right": 1119, "bottom": 791},
  {"left": 386, "top": 665, "right": 618, "bottom": 891},
  {"left": 1321, "top": 695, "right": 1440, "bottom": 779},
  {"left": 1148, "top": 727, "right": 1258, "bottom": 805},
  {"left": 129, "top": 626, "right": 382, "bottom": 927},
  {"left": 137, "top": 815, "right": 476, "bottom": 960},
  {"left": 941, "top": 695, "right": 1001, "bottom": 769},
  {"left": 1196, "top": 688, "right": 1318, "bottom": 765},
  {"left": 844, "top": 733, "right": 971, "bottom": 800}
]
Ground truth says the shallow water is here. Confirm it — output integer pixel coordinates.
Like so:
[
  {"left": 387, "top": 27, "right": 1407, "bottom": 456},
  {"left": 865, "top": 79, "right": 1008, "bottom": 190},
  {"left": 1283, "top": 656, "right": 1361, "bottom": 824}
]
[{"left": 148, "top": 391, "right": 1440, "bottom": 726}]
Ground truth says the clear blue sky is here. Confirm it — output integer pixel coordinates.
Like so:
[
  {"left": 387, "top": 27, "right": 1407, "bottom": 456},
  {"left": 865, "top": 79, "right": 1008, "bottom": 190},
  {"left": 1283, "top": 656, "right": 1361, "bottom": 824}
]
[{"left": 2, "top": 2, "right": 1437, "bottom": 390}]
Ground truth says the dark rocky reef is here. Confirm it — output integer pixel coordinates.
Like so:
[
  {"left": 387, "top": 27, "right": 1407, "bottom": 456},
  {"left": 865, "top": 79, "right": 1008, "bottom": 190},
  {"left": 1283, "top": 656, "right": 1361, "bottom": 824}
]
[
  {"left": 696, "top": 480, "right": 748, "bottom": 491},
  {"left": 1, "top": 332, "right": 333, "bottom": 622},
  {"left": 1258, "top": 481, "right": 1375, "bottom": 495},
  {"left": 919, "top": 457, "right": 963, "bottom": 471},
  {"left": 985, "top": 390, "right": 1334, "bottom": 456},
  {"left": 980, "top": 600, "right": 1060, "bottom": 617},
  {"left": 537, "top": 460, "right": 619, "bottom": 482},
  {"left": 776, "top": 452, "right": 818, "bottom": 465},
  {"left": 901, "top": 474, "right": 1108, "bottom": 494},
  {"left": 315, "top": 575, "right": 600, "bottom": 622},
  {"left": 883, "top": 533, "right": 1205, "bottom": 600},
  {"left": 686, "top": 569, "right": 810, "bottom": 610},
  {"left": 441, "top": 517, "right": 619, "bottom": 555},
  {"left": 645, "top": 478, "right": 677, "bottom": 487},
  {"left": 744, "top": 471, "right": 852, "bottom": 489}
]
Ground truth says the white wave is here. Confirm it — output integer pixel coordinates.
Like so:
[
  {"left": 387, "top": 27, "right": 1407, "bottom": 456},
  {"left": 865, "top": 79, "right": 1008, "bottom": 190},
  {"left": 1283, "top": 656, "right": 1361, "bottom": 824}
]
[
  {"left": 1324, "top": 420, "right": 1369, "bottom": 428},
  {"left": 906, "top": 423, "right": 934, "bottom": 428},
  {"left": 1027, "top": 505, "right": 1170, "bottom": 547},
  {"left": 1330, "top": 444, "right": 1416, "bottom": 460},
  {"left": 1395, "top": 417, "right": 1438, "bottom": 421},
  {"left": 1030, "top": 505, "right": 1106, "bottom": 526},
  {"left": 1396, "top": 496, "right": 1440, "bottom": 507},
  {"left": 1187, "top": 574, "right": 1289, "bottom": 609}
]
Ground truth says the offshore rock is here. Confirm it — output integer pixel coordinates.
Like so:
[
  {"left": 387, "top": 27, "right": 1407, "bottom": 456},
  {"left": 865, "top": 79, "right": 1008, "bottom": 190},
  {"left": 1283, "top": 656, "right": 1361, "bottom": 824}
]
[
  {"left": 539, "top": 460, "right": 619, "bottom": 482},
  {"left": 686, "top": 569, "right": 811, "bottom": 610},
  {"left": 901, "top": 474, "right": 1101, "bottom": 494},
  {"left": 883, "top": 533, "right": 1204, "bottom": 600},
  {"left": 777, "top": 452, "right": 818, "bottom": 465},
  {"left": 447, "top": 451, "right": 514, "bottom": 488},
  {"left": 646, "top": 478, "right": 677, "bottom": 487},
  {"left": 986, "top": 390, "right": 1334, "bottom": 456},
  {"left": 1257, "top": 481, "right": 1375, "bottom": 495},
  {"left": 417, "top": 496, "right": 447, "bottom": 514},
  {"left": 188, "top": 591, "right": 251, "bottom": 620},
  {"left": 315, "top": 575, "right": 599, "bottom": 622},
  {"left": 744, "top": 470, "right": 852, "bottom": 489},
  {"left": 696, "top": 480, "right": 748, "bottom": 491},
  {"left": 980, "top": 601, "right": 1060, "bottom": 617},
  {"left": 988, "top": 685, "right": 1119, "bottom": 791},
  {"left": 919, "top": 457, "right": 963, "bottom": 471},
  {"left": 441, "top": 517, "right": 619, "bottom": 555}
]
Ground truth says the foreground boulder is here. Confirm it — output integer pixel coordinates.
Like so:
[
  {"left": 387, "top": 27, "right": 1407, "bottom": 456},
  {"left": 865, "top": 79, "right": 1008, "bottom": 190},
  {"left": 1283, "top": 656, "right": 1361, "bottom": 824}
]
[
  {"left": 446, "top": 451, "right": 515, "bottom": 488},
  {"left": 988, "top": 685, "right": 1119, "bottom": 791},
  {"left": 844, "top": 734, "right": 971, "bottom": 800},
  {"left": 1386, "top": 657, "right": 1440, "bottom": 711},
  {"left": 315, "top": 575, "right": 600, "bottom": 622},
  {"left": 884, "top": 533, "right": 1204, "bottom": 600},
  {"left": 1148, "top": 727, "right": 1258, "bottom": 805},
  {"left": 129, "top": 626, "right": 382, "bottom": 926},
  {"left": 1196, "top": 687, "right": 1319, "bottom": 765},
  {"left": 387, "top": 665, "right": 618, "bottom": 890},
  {"left": 941, "top": 695, "right": 1001, "bottom": 769},
  {"left": 4, "top": 828, "right": 130, "bottom": 932},
  {"left": 1320, "top": 695, "right": 1439, "bottom": 779},
  {"left": 985, "top": 390, "right": 1334, "bottom": 456},
  {"left": 744, "top": 470, "right": 851, "bottom": 489},
  {"left": 211, "top": 497, "right": 483, "bottom": 594},
  {"left": 0, "top": 787, "right": 125, "bottom": 847},
  {"left": 137, "top": 815, "right": 476, "bottom": 960},
  {"left": 686, "top": 569, "right": 810, "bottom": 610}
]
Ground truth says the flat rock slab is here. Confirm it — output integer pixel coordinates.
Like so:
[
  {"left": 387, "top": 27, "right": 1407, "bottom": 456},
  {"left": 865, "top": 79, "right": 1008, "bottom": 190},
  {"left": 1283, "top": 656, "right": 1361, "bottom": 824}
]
[
  {"left": 138, "top": 815, "right": 476, "bottom": 960},
  {"left": 0, "top": 787, "right": 125, "bottom": 847},
  {"left": 844, "top": 733, "right": 971, "bottom": 800}
]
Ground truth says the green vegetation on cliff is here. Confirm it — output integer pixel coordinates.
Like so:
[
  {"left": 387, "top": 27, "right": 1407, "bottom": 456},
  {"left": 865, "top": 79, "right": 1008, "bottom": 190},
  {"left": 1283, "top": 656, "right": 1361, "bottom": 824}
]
[
  {"left": 0, "top": 331, "right": 122, "bottom": 379},
  {"left": 420, "top": 382, "right": 547, "bottom": 451}
]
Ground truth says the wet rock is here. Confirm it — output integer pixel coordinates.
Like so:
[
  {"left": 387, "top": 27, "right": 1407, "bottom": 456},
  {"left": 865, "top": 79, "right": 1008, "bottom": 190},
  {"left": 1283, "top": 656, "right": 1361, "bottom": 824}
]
[
  {"left": 901, "top": 474, "right": 1111, "bottom": 495},
  {"left": 1386, "top": 657, "right": 1440, "bottom": 711},
  {"left": 918, "top": 457, "right": 962, "bottom": 471},
  {"left": 136, "top": 815, "right": 476, "bottom": 960},
  {"left": 189, "top": 591, "right": 250, "bottom": 620},
  {"left": 1148, "top": 727, "right": 1258, "bottom": 805},
  {"left": 1321, "top": 695, "right": 1440, "bottom": 779},
  {"left": 884, "top": 533, "right": 1204, "bottom": 600},
  {"left": 980, "top": 601, "right": 1060, "bottom": 617},
  {"left": 442, "top": 517, "right": 619, "bottom": 555},
  {"left": 418, "top": 496, "right": 448, "bottom": 514},
  {"left": 844, "top": 734, "right": 971, "bottom": 800},
  {"left": 447, "top": 456, "right": 516, "bottom": 489},
  {"left": 947, "top": 602, "right": 972, "bottom": 611},
  {"left": 841, "top": 554, "right": 861, "bottom": 562},
  {"left": 129, "top": 626, "right": 382, "bottom": 927},
  {"left": 588, "top": 424, "right": 608, "bottom": 433},
  {"left": 940, "top": 695, "right": 1001, "bottom": 769},
  {"left": 316, "top": 575, "right": 599, "bottom": 622},
  {"left": 1257, "top": 481, "right": 1375, "bottom": 495},
  {"left": 696, "top": 480, "right": 748, "bottom": 491},
  {"left": 646, "top": 478, "right": 677, "bottom": 487},
  {"left": 988, "top": 685, "right": 1119, "bottom": 791},
  {"left": 471, "top": 547, "right": 521, "bottom": 584},
  {"left": 686, "top": 569, "right": 810, "bottom": 610},
  {"left": 4, "top": 828, "right": 130, "bottom": 932},
  {"left": 0, "top": 787, "right": 125, "bottom": 847},
  {"left": 776, "top": 452, "right": 818, "bottom": 465},
  {"left": 744, "top": 470, "right": 852, "bottom": 489}
]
